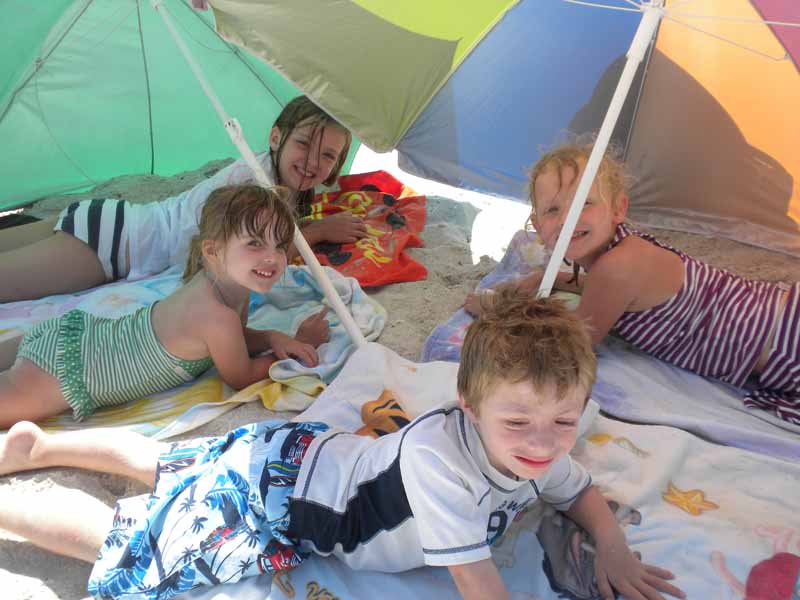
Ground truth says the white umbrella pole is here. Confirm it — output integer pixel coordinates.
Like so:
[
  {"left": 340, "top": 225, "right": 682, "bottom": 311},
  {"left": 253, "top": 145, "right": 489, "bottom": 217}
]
[
  {"left": 150, "top": 0, "right": 367, "bottom": 347},
  {"left": 537, "top": 2, "right": 664, "bottom": 299}
]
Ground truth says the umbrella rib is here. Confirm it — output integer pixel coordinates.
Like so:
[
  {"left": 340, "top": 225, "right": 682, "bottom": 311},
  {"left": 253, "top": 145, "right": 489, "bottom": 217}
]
[
  {"left": 561, "top": 0, "right": 643, "bottom": 13},
  {"left": 665, "top": 15, "right": 792, "bottom": 61},
  {"left": 85, "top": 3, "right": 139, "bottom": 51},
  {"left": 179, "top": 0, "right": 285, "bottom": 108},
  {"left": 0, "top": 0, "right": 94, "bottom": 124},
  {"left": 1, "top": 0, "right": 99, "bottom": 192},
  {"left": 173, "top": 1, "right": 232, "bottom": 53},
  {"left": 136, "top": 1, "right": 156, "bottom": 175},
  {"left": 31, "top": 59, "right": 97, "bottom": 190},
  {"left": 667, "top": 12, "right": 800, "bottom": 28},
  {"left": 622, "top": 15, "right": 660, "bottom": 163}
]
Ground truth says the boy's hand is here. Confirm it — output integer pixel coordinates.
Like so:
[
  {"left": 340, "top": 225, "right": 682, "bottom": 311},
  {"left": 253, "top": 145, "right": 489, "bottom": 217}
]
[
  {"left": 266, "top": 331, "right": 320, "bottom": 367},
  {"left": 295, "top": 308, "right": 330, "bottom": 347},
  {"left": 593, "top": 534, "right": 685, "bottom": 600},
  {"left": 566, "top": 487, "right": 684, "bottom": 600}
]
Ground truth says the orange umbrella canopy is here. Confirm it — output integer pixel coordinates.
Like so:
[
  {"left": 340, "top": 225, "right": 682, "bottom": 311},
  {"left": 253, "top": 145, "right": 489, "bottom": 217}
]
[
  {"left": 626, "top": 0, "right": 800, "bottom": 255},
  {"left": 210, "top": 0, "right": 799, "bottom": 255}
]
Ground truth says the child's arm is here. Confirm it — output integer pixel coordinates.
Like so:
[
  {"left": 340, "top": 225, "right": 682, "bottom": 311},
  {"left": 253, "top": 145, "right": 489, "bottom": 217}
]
[
  {"left": 515, "top": 269, "right": 582, "bottom": 295},
  {"left": 300, "top": 213, "right": 368, "bottom": 245},
  {"left": 293, "top": 307, "right": 330, "bottom": 346},
  {"left": 574, "top": 247, "right": 644, "bottom": 345},
  {"left": 241, "top": 327, "right": 320, "bottom": 367},
  {"left": 448, "top": 559, "right": 509, "bottom": 600},
  {"left": 464, "top": 270, "right": 581, "bottom": 317},
  {"left": 576, "top": 236, "right": 686, "bottom": 345},
  {"left": 241, "top": 307, "right": 326, "bottom": 367},
  {"left": 202, "top": 307, "right": 277, "bottom": 389},
  {"left": 565, "top": 486, "right": 685, "bottom": 600},
  {"left": 287, "top": 214, "right": 368, "bottom": 260}
]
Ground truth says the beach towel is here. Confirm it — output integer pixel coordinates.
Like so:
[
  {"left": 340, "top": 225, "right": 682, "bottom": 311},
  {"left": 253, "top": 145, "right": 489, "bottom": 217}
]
[
  {"left": 181, "top": 342, "right": 800, "bottom": 600},
  {"left": 0, "top": 264, "right": 385, "bottom": 439},
  {"left": 297, "top": 170, "right": 428, "bottom": 287},
  {"left": 421, "top": 229, "right": 800, "bottom": 460}
]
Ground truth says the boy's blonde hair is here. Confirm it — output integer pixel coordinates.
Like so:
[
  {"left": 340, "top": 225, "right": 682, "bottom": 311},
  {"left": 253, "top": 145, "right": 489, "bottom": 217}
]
[
  {"left": 457, "top": 288, "right": 596, "bottom": 413},
  {"left": 528, "top": 141, "right": 629, "bottom": 215},
  {"left": 183, "top": 185, "right": 295, "bottom": 282}
]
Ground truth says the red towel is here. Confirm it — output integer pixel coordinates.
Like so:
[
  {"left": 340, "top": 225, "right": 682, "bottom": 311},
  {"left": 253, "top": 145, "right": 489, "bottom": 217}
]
[{"left": 298, "top": 170, "right": 427, "bottom": 288}]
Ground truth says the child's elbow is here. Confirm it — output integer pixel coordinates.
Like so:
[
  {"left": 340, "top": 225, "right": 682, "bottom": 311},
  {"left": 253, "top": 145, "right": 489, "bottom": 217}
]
[
  {"left": 223, "top": 377, "right": 250, "bottom": 391},
  {"left": 218, "top": 373, "right": 250, "bottom": 391},
  {"left": 219, "top": 369, "right": 259, "bottom": 391},
  {"left": 222, "top": 358, "right": 273, "bottom": 390}
]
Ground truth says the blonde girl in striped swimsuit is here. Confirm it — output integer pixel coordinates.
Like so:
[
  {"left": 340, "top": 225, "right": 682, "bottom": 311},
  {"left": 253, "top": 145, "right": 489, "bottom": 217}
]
[
  {"left": 0, "top": 185, "right": 329, "bottom": 427},
  {"left": 465, "top": 142, "right": 799, "bottom": 425}
]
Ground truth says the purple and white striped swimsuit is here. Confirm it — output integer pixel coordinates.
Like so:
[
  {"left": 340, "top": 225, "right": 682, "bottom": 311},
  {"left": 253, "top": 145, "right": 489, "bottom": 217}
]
[{"left": 609, "top": 224, "right": 800, "bottom": 424}]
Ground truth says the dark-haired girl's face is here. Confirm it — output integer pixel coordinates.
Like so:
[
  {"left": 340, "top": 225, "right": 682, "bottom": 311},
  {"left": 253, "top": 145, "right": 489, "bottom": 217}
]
[{"left": 270, "top": 119, "right": 348, "bottom": 192}]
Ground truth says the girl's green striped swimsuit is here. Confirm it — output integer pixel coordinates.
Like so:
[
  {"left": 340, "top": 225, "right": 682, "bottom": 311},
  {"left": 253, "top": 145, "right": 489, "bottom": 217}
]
[{"left": 17, "top": 304, "right": 213, "bottom": 421}]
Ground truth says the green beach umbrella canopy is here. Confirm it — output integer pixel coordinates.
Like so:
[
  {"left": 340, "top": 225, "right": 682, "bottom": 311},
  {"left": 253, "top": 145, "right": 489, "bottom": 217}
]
[{"left": 0, "top": 0, "right": 320, "bottom": 211}]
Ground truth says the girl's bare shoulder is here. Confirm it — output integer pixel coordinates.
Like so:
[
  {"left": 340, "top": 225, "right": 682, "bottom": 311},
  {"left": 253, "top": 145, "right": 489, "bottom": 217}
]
[
  {"left": 605, "top": 234, "right": 675, "bottom": 274},
  {"left": 594, "top": 232, "right": 683, "bottom": 309},
  {"left": 594, "top": 235, "right": 647, "bottom": 277},
  {"left": 163, "top": 276, "right": 234, "bottom": 325}
]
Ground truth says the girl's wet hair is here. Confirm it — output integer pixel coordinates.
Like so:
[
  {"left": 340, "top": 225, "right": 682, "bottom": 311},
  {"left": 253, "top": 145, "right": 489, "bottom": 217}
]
[
  {"left": 183, "top": 184, "right": 295, "bottom": 282},
  {"left": 270, "top": 95, "right": 352, "bottom": 216}
]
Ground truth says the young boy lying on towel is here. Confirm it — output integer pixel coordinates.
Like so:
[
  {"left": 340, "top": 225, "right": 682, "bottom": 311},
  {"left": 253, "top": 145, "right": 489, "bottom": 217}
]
[{"left": 0, "top": 288, "right": 684, "bottom": 600}]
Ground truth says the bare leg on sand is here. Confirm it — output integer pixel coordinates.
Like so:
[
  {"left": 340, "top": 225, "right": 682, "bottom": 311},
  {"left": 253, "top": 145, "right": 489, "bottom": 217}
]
[
  {"left": 0, "top": 218, "right": 107, "bottom": 302},
  {"left": 0, "top": 421, "right": 165, "bottom": 487}
]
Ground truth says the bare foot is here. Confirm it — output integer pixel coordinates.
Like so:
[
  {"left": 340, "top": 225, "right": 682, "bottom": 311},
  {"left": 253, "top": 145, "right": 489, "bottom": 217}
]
[{"left": 0, "top": 421, "right": 46, "bottom": 477}]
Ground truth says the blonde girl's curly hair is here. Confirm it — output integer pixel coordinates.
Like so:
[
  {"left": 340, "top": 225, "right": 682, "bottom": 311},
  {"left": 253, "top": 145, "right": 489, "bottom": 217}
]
[
  {"left": 527, "top": 140, "right": 632, "bottom": 216},
  {"left": 457, "top": 287, "right": 596, "bottom": 414},
  {"left": 182, "top": 184, "right": 296, "bottom": 283}
]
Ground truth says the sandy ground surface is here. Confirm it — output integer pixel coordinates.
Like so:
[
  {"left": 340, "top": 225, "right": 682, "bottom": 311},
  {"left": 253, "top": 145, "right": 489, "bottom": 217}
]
[{"left": 1, "top": 155, "right": 798, "bottom": 599}]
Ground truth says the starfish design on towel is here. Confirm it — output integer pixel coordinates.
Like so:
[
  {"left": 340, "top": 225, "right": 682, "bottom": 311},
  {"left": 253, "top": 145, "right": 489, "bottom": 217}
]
[
  {"left": 306, "top": 581, "right": 340, "bottom": 600},
  {"left": 588, "top": 433, "right": 650, "bottom": 458},
  {"left": 662, "top": 481, "right": 719, "bottom": 516}
]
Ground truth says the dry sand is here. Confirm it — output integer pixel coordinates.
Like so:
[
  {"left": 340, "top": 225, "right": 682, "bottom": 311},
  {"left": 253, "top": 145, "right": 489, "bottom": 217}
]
[{"left": 1, "top": 158, "right": 797, "bottom": 599}]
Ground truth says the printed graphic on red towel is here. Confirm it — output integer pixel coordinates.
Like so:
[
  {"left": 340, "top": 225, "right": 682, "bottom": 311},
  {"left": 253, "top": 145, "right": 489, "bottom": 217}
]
[{"left": 299, "top": 170, "right": 427, "bottom": 287}]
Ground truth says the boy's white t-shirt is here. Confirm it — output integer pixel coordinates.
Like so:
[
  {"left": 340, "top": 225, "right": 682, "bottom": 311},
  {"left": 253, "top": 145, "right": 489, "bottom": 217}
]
[
  {"left": 126, "top": 153, "right": 276, "bottom": 280},
  {"left": 289, "top": 404, "right": 591, "bottom": 572}
]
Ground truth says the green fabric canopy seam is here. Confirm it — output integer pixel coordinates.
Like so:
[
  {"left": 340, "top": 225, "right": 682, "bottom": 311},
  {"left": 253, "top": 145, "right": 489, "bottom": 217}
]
[
  {"left": 0, "top": 0, "right": 93, "bottom": 124},
  {"left": 182, "top": 0, "right": 286, "bottom": 109},
  {"left": 136, "top": 0, "right": 156, "bottom": 174}
]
